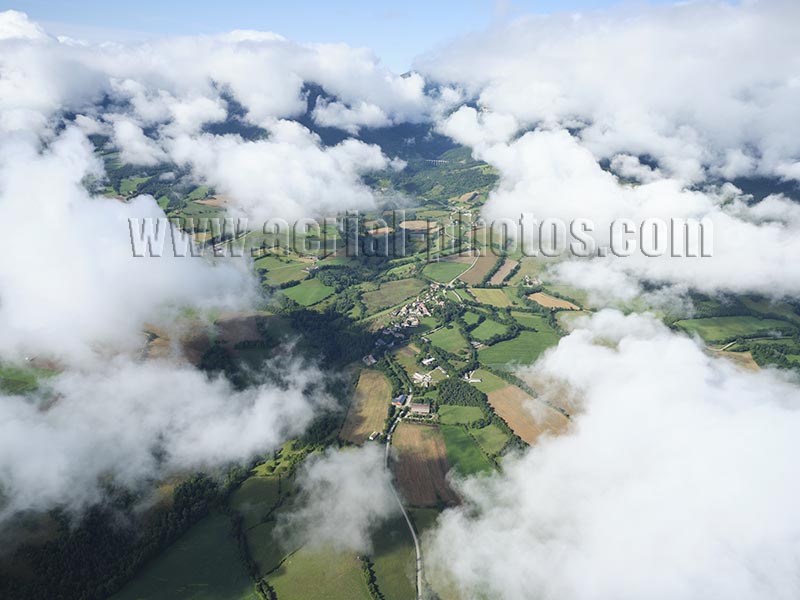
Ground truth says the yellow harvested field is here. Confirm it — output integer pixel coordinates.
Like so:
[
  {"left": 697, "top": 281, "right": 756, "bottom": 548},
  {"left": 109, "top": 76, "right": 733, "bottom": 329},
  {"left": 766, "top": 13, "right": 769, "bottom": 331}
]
[
  {"left": 455, "top": 191, "right": 478, "bottom": 203},
  {"left": 488, "top": 385, "right": 570, "bottom": 445},
  {"left": 489, "top": 258, "right": 519, "bottom": 285},
  {"left": 194, "top": 195, "right": 229, "bottom": 207},
  {"left": 468, "top": 288, "right": 512, "bottom": 307},
  {"left": 391, "top": 423, "right": 457, "bottom": 507},
  {"left": 399, "top": 220, "right": 438, "bottom": 231},
  {"left": 363, "top": 220, "right": 395, "bottom": 235},
  {"left": 370, "top": 227, "right": 394, "bottom": 235},
  {"left": 528, "top": 292, "right": 579, "bottom": 310},
  {"left": 712, "top": 350, "right": 760, "bottom": 371},
  {"left": 459, "top": 255, "right": 499, "bottom": 285},
  {"left": 340, "top": 370, "right": 392, "bottom": 444}
]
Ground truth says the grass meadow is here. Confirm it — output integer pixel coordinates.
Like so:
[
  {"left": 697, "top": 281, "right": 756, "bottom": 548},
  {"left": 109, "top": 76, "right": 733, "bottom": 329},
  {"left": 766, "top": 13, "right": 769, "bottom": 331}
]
[
  {"left": 111, "top": 514, "right": 256, "bottom": 600},
  {"left": 441, "top": 425, "right": 493, "bottom": 475},
  {"left": 479, "top": 330, "right": 559, "bottom": 368}
]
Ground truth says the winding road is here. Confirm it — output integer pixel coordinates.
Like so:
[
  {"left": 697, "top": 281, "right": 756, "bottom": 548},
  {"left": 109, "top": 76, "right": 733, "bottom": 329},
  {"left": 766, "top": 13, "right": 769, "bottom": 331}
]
[{"left": 384, "top": 415, "right": 423, "bottom": 600}]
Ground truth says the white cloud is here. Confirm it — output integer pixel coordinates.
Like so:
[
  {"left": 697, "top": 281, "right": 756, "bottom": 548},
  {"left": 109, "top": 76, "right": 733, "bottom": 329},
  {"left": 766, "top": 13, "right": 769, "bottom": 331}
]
[
  {"left": 427, "top": 310, "right": 800, "bottom": 600},
  {"left": 0, "top": 355, "right": 327, "bottom": 521},
  {"left": 437, "top": 105, "right": 518, "bottom": 150},
  {"left": 420, "top": 1, "right": 800, "bottom": 183},
  {"left": 111, "top": 118, "right": 167, "bottom": 165},
  {"left": 275, "top": 445, "right": 398, "bottom": 553},
  {"left": 167, "top": 120, "right": 389, "bottom": 222},
  {"left": 460, "top": 128, "right": 800, "bottom": 298},
  {"left": 421, "top": 2, "right": 800, "bottom": 301},
  {"left": 0, "top": 13, "right": 432, "bottom": 138},
  {"left": 0, "top": 12, "right": 422, "bottom": 525},
  {"left": 609, "top": 153, "right": 662, "bottom": 184},
  {"left": 0, "top": 10, "right": 46, "bottom": 41},
  {"left": 312, "top": 98, "right": 391, "bottom": 134},
  {"left": 0, "top": 127, "right": 254, "bottom": 364},
  {"left": 0, "top": 11, "right": 430, "bottom": 220}
]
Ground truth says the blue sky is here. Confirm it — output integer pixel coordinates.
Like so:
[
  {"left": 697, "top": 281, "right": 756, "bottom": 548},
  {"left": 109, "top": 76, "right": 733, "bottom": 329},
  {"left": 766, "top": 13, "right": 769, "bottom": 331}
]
[{"left": 8, "top": 0, "right": 676, "bottom": 71}]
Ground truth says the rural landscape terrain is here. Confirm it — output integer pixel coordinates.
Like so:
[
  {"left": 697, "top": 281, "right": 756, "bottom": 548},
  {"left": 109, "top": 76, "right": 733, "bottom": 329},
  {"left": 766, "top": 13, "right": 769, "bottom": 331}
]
[
  {"left": 2, "top": 3, "right": 800, "bottom": 600},
  {"left": 5, "top": 128, "right": 800, "bottom": 600}
]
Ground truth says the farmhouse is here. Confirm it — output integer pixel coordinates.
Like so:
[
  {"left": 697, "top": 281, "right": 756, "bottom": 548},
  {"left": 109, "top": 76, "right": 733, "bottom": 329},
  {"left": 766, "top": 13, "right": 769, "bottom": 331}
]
[
  {"left": 412, "top": 372, "right": 432, "bottom": 387},
  {"left": 464, "top": 370, "right": 482, "bottom": 383},
  {"left": 409, "top": 402, "right": 431, "bottom": 415},
  {"left": 392, "top": 394, "right": 408, "bottom": 406},
  {"left": 362, "top": 354, "right": 377, "bottom": 366}
]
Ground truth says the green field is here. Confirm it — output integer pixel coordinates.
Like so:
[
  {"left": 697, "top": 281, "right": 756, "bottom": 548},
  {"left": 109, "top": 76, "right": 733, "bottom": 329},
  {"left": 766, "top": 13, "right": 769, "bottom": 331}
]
[
  {"left": 439, "top": 405, "right": 484, "bottom": 425},
  {"left": 404, "top": 509, "right": 462, "bottom": 600},
  {"left": 229, "top": 476, "right": 282, "bottom": 530},
  {"left": 428, "top": 326, "right": 469, "bottom": 354},
  {"left": 245, "top": 521, "right": 285, "bottom": 576},
  {"left": 0, "top": 364, "right": 56, "bottom": 394},
  {"left": 429, "top": 368, "right": 447, "bottom": 383},
  {"left": 471, "top": 424, "right": 511, "bottom": 456},
  {"left": 510, "top": 311, "right": 549, "bottom": 329},
  {"left": 479, "top": 330, "right": 559, "bottom": 368},
  {"left": 317, "top": 253, "right": 352, "bottom": 266},
  {"left": 186, "top": 185, "right": 210, "bottom": 200},
  {"left": 470, "top": 319, "right": 509, "bottom": 341},
  {"left": 408, "top": 508, "right": 440, "bottom": 536},
  {"left": 463, "top": 311, "right": 483, "bottom": 326},
  {"left": 675, "top": 316, "right": 794, "bottom": 343},
  {"left": 416, "top": 208, "right": 450, "bottom": 218},
  {"left": 362, "top": 278, "right": 428, "bottom": 313},
  {"left": 371, "top": 517, "right": 416, "bottom": 600},
  {"left": 443, "top": 289, "right": 461, "bottom": 303},
  {"left": 176, "top": 201, "right": 225, "bottom": 219},
  {"left": 282, "top": 278, "right": 335, "bottom": 306},
  {"left": 392, "top": 348, "right": 420, "bottom": 378},
  {"left": 422, "top": 261, "right": 471, "bottom": 283},
  {"left": 384, "top": 263, "right": 418, "bottom": 279},
  {"left": 268, "top": 547, "right": 371, "bottom": 600},
  {"left": 741, "top": 297, "right": 800, "bottom": 324},
  {"left": 119, "top": 176, "right": 150, "bottom": 195},
  {"left": 502, "top": 287, "right": 525, "bottom": 306},
  {"left": 441, "top": 425, "right": 493, "bottom": 475},
  {"left": 410, "top": 316, "right": 439, "bottom": 334},
  {"left": 254, "top": 256, "right": 309, "bottom": 285},
  {"left": 111, "top": 514, "right": 256, "bottom": 600},
  {"left": 468, "top": 369, "right": 508, "bottom": 394}
]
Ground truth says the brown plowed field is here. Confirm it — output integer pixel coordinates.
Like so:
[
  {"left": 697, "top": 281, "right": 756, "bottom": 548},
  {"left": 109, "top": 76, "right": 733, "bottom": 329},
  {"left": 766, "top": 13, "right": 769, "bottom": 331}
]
[
  {"left": 487, "top": 385, "right": 570, "bottom": 444},
  {"left": 391, "top": 422, "right": 457, "bottom": 507}
]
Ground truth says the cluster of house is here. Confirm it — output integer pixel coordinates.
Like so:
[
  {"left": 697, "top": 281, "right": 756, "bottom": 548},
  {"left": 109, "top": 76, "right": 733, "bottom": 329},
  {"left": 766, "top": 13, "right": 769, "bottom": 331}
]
[
  {"left": 366, "top": 285, "right": 450, "bottom": 354},
  {"left": 391, "top": 393, "right": 431, "bottom": 415},
  {"left": 522, "top": 274, "right": 541, "bottom": 286},
  {"left": 378, "top": 323, "right": 409, "bottom": 342},
  {"left": 412, "top": 371, "right": 433, "bottom": 387},
  {"left": 388, "top": 283, "right": 447, "bottom": 330},
  {"left": 463, "top": 370, "right": 483, "bottom": 384}
]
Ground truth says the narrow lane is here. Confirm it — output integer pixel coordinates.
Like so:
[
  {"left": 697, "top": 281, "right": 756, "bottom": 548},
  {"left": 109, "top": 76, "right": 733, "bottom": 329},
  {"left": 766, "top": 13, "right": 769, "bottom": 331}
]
[{"left": 384, "top": 415, "right": 423, "bottom": 600}]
